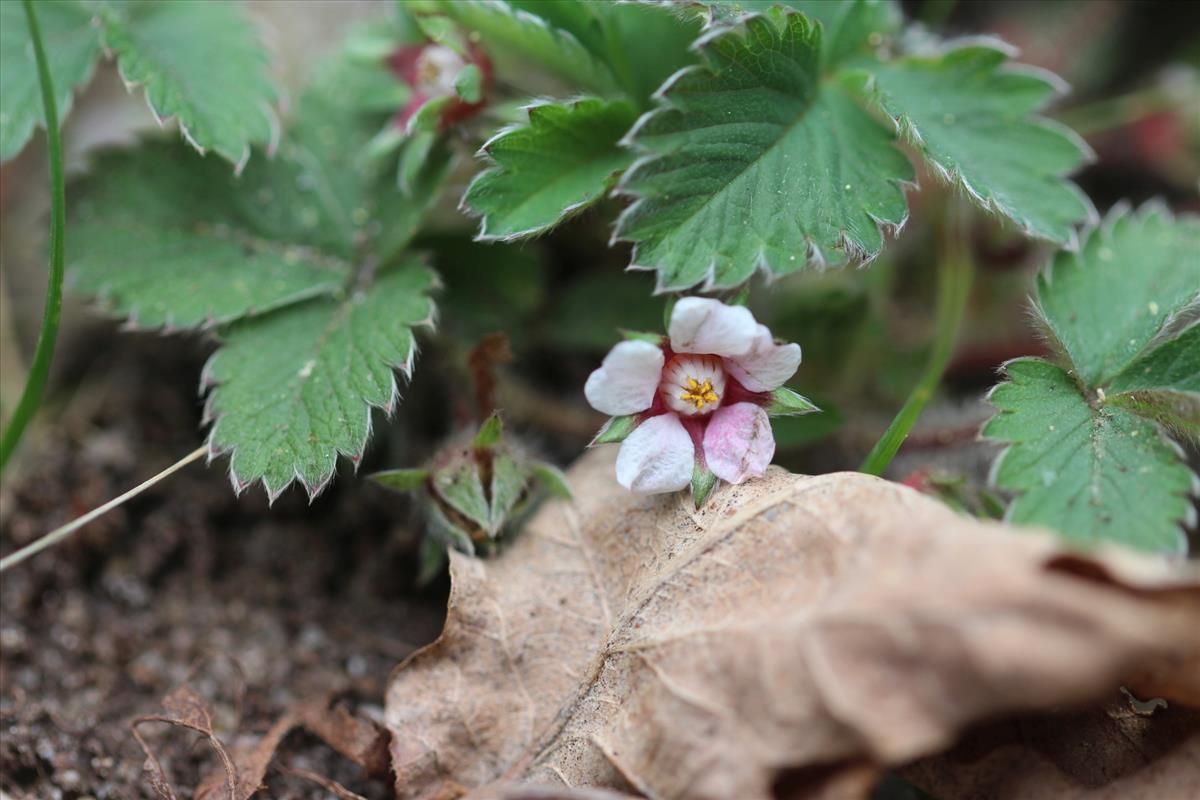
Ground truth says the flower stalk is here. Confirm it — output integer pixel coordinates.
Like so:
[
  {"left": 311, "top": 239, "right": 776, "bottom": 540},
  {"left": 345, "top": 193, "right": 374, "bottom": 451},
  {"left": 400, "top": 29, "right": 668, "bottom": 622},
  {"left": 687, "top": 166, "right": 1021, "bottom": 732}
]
[
  {"left": 860, "top": 204, "right": 975, "bottom": 476},
  {"left": 0, "top": 0, "right": 68, "bottom": 473}
]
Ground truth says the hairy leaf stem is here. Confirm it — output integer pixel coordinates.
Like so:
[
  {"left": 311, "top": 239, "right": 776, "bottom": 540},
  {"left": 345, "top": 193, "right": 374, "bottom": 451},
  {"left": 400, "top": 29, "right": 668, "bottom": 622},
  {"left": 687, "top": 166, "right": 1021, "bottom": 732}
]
[
  {"left": 860, "top": 204, "right": 974, "bottom": 476},
  {"left": 0, "top": 0, "right": 68, "bottom": 472}
]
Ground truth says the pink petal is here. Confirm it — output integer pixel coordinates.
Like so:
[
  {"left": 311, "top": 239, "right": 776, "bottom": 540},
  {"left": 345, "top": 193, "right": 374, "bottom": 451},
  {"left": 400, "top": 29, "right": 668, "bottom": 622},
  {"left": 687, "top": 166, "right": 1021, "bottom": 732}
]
[
  {"left": 725, "top": 324, "right": 802, "bottom": 392},
  {"left": 584, "top": 340, "right": 665, "bottom": 416},
  {"left": 615, "top": 413, "right": 694, "bottom": 493},
  {"left": 703, "top": 402, "right": 775, "bottom": 484},
  {"left": 668, "top": 297, "right": 757, "bottom": 358}
]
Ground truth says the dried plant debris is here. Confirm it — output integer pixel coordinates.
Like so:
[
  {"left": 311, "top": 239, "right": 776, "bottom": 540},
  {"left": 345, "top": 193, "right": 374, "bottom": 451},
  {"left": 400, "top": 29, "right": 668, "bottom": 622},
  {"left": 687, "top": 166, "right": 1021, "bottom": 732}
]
[{"left": 385, "top": 449, "right": 1200, "bottom": 800}]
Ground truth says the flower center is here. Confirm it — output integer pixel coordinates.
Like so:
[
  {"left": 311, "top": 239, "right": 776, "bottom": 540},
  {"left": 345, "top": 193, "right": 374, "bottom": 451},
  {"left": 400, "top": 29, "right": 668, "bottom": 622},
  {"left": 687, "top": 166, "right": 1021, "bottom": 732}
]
[
  {"left": 415, "top": 45, "right": 466, "bottom": 97},
  {"left": 660, "top": 354, "right": 726, "bottom": 417},
  {"left": 680, "top": 377, "right": 720, "bottom": 411}
]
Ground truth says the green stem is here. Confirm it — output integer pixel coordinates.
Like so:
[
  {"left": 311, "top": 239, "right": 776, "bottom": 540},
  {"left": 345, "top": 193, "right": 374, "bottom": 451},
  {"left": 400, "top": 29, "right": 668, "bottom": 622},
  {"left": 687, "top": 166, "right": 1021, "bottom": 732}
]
[
  {"left": 1055, "top": 86, "right": 1177, "bottom": 137},
  {"left": 0, "top": 0, "right": 67, "bottom": 473},
  {"left": 860, "top": 206, "right": 974, "bottom": 476}
]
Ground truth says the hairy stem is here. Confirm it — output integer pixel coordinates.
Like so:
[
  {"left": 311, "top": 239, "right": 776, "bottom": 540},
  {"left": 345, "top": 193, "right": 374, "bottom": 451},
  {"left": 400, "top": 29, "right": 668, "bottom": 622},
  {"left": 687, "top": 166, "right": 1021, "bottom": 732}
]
[
  {"left": 0, "top": 446, "right": 208, "bottom": 572},
  {"left": 0, "top": 0, "right": 68, "bottom": 472},
  {"left": 860, "top": 205, "right": 974, "bottom": 476}
]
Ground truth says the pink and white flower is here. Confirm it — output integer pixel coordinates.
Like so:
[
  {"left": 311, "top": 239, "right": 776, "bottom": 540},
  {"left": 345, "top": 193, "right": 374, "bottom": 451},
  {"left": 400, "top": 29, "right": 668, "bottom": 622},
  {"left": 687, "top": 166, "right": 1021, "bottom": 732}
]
[
  {"left": 585, "top": 298, "right": 810, "bottom": 499},
  {"left": 388, "top": 42, "right": 492, "bottom": 131}
]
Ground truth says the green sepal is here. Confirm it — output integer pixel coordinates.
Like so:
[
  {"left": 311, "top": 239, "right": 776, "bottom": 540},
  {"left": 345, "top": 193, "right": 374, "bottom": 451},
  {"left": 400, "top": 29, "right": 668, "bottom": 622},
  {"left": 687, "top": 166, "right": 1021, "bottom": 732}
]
[
  {"left": 370, "top": 468, "right": 431, "bottom": 492},
  {"left": 620, "top": 330, "right": 665, "bottom": 345},
  {"left": 764, "top": 387, "right": 820, "bottom": 417},
  {"left": 488, "top": 451, "right": 527, "bottom": 537},
  {"left": 425, "top": 498, "right": 476, "bottom": 556},
  {"left": 473, "top": 412, "right": 504, "bottom": 448},
  {"left": 416, "top": 536, "right": 449, "bottom": 587},
  {"left": 729, "top": 286, "right": 751, "bottom": 307},
  {"left": 415, "top": 14, "right": 468, "bottom": 55},
  {"left": 432, "top": 460, "right": 491, "bottom": 533},
  {"left": 455, "top": 63, "right": 483, "bottom": 103},
  {"left": 407, "top": 95, "right": 452, "bottom": 134},
  {"left": 590, "top": 415, "right": 640, "bottom": 446},
  {"left": 692, "top": 463, "right": 719, "bottom": 509},
  {"left": 531, "top": 461, "right": 572, "bottom": 499},
  {"left": 367, "top": 124, "right": 407, "bottom": 162}
]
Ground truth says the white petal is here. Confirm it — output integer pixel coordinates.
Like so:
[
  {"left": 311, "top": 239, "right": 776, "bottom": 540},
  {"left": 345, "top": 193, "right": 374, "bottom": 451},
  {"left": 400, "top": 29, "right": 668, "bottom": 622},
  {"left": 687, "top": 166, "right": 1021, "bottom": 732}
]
[
  {"left": 725, "top": 324, "right": 802, "bottom": 392},
  {"left": 584, "top": 340, "right": 665, "bottom": 416},
  {"left": 703, "top": 402, "right": 775, "bottom": 484},
  {"left": 668, "top": 297, "right": 758, "bottom": 357},
  {"left": 615, "top": 413, "right": 694, "bottom": 493}
]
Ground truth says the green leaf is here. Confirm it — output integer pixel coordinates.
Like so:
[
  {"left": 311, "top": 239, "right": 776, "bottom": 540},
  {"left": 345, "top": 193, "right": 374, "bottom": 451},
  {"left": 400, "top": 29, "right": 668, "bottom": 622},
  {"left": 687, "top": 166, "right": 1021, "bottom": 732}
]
[
  {"left": 473, "top": 412, "right": 503, "bottom": 448},
  {"left": 69, "top": 38, "right": 416, "bottom": 330},
  {"left": 764, "top": 387, "right": 820, "bottom": 416},
  {"left": 857, "top": 42, "right": 1094, "bottom": 245},
  {"left": 700, "top": 0, "right": 900, "bottom": 71},
  {"left": 1036, "top": 205, "right": 1200, "bottom": 387},
  {"left": 1109, "top": 325, "right": 1200, "bottom": 436},
  {"left": 371, "top": 467, "right": 431, "bottom": 492},
  {"left": 615, "top": 9, "right": 913, "bottom": 291},
  {"left": 206, "top": 264, "right": 436, "bottom": 500},
  {"left": 99, "top": 0, "right": 279, "bottom": 168},
  {"left": 454, "top": 63, "right": 484, "bottom": 103},
  {"left": 68, "top": 142, "right": 349, "bottom": 329},
  {"left": 465, "top": 97, "right": 636, "bottom": 240},
  {"left": 509, "top": 0, "right": 702, "bottom": 107},
  {"left": 590, "top": 414, "right": 639, "bottom": 446},
  {"left": 692, "top": 462, "right": 718, "bottom": 508},
  {"left": 0, "top": 0, "right": 101, "bottom": 161},
  {"left": 983, "top": 358, "right": 1193, "bottom": 554},
  {"left": 434, "top": 0, "right": 621, "bottom": 96},
  {"left": 1109, "top": 325, "right": 1200, "bottom": 397},
  {"left": 530, "top": 461, "right": 572, "bottom": 499}
]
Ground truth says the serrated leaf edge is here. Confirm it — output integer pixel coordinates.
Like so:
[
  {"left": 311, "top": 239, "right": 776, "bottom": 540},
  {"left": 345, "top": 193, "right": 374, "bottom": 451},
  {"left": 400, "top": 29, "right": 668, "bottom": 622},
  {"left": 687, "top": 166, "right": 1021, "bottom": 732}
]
[
  {"left": 462, "top": 96, "right": 633, "bottom": 242},
  {"left": 98, "top": 4, "right": 281, "bottom": 173},
  {"left": 610, "top": 10, "right": 914, "bottom": 293},
  {"left": 981, "top": 356, "right": 1199, "bottom": 549},
  {"left": 201, "top": 275, "right": 438, "bottom": 505},
  {"left": 857, "top": 36, "right": 1099, "bottom": 250}
]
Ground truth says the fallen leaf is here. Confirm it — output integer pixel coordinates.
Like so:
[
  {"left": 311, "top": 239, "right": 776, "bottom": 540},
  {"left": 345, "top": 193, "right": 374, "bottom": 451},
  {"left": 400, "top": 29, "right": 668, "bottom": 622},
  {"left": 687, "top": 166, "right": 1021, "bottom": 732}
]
[
  {"left": 193, "top": 698, "right": 389, "bottom": 799},
  {"left": 133, "top": 684, "right": 238, "bottom": 800},
  {"left": 901, "top": 694, "right": 1200, "bottom": 798},
  {"left": 385, "top": 449, "right": 1200, "bottom": 800}
]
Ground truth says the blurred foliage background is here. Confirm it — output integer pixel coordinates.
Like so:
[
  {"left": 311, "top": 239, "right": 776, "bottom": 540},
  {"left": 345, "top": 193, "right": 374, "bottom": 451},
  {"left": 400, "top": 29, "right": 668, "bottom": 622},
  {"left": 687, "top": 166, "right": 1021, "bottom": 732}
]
[{"left": 0, "top": 0, "right": 1197, "bottom": 516}]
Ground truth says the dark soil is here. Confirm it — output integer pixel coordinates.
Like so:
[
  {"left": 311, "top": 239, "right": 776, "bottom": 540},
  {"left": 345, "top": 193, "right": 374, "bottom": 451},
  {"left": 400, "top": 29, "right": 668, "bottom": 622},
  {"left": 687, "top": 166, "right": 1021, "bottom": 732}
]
[{"left": 0, "top": 328, "right": 448, "bottom": 799}]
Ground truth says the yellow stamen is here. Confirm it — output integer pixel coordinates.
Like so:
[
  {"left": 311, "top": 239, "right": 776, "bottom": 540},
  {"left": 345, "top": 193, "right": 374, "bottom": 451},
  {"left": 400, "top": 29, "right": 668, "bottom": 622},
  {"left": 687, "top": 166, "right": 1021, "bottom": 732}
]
[{"left": 680, "top": 377, "right": 720, "bottom": 411}]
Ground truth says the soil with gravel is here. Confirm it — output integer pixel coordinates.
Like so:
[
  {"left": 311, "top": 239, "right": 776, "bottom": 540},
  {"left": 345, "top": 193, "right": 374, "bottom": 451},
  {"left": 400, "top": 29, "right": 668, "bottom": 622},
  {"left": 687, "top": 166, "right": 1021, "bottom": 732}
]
[{"left": 1, "top": 330, "right": 448, "bottom": 799}]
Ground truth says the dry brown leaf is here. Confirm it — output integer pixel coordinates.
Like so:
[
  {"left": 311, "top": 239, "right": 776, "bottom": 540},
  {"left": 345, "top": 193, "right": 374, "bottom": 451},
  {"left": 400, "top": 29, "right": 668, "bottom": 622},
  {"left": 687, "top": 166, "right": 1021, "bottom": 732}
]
[
  {"left": 385, "top": 449, "right": 1200, "bottom": 800},
  {"left": 193, "top": 698, "right": 389, "bottom": 800},
  {"left": 132, "top": 683, "right": 238, "bottom": 800},
  {"left": 902, "top": 694, "right": 1200, "bottom": 798}
]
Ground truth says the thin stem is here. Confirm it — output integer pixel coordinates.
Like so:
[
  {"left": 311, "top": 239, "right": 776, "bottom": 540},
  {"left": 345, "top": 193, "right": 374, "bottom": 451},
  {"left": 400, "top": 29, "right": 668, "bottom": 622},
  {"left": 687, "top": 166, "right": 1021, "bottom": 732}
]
[
  {"left": 1055, "top": 86, "right": 1177, "bottom": 137},
  {"left": 860, "top": 205, "right": 974, "bottom": 476},
  {"left": 0, "top": 0, "right": 68, "bottom": 472},
  {"left": 0, "top": 446, "right": 208, "bottom": 572}
]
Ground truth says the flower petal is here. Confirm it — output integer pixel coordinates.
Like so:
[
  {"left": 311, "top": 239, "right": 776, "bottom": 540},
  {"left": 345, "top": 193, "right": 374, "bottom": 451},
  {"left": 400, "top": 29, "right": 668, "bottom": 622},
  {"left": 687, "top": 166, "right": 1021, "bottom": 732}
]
[
  {"left": 668, "top": 297, "right": 757, "bottom": 357},
  {"left": 703, "top": 402, "right": 775, "bottom": 485},
  {"left": 615, "top": 413, "right": 694, "bottom": 493},
  {"left": 725, "top": 324, "right": 802, "bottom": 392},
  {"left": 584, "top": 340, "right": 665, "bottom": 415}
]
